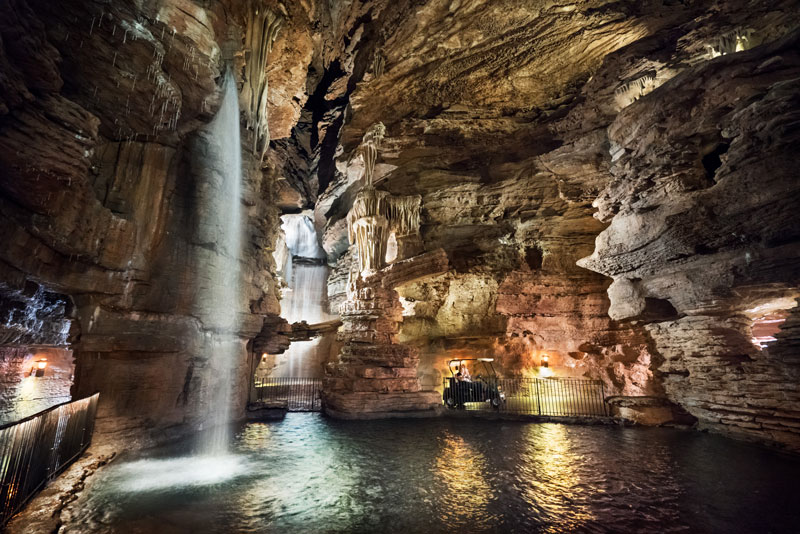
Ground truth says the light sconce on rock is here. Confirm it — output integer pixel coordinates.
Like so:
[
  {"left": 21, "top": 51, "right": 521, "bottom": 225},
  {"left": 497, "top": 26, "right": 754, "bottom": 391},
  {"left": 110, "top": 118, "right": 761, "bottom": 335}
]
[{"left": 29, "top": 358, "right": 47, "bottom": 378}]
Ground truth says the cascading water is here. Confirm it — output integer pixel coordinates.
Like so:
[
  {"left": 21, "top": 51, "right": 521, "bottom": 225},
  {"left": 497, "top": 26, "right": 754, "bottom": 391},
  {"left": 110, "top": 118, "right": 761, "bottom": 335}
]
[
  {"left": 281, "top": 213, "right": 326, "bottom": 260},
  {"left": 275, "top": 213, "right": 336, "bottom": 377},
  {"left": 201, "top": 68, "right": 243, "bottom": 454}
]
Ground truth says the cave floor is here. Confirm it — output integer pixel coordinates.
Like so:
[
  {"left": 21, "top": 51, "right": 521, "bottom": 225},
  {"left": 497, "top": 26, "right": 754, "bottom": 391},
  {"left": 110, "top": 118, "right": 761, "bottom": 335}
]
[{"left": 40, "top": 414, "right": 800, "bottom": 533}]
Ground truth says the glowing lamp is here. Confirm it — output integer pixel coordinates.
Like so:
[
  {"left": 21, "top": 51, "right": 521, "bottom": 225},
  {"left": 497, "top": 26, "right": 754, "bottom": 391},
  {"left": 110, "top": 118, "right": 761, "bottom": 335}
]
[
  {"left": 261, "top": 353, "right": 268, "bottom": 361},
  {"left": 30, "top": 359, "right": 47, "bottom": 377},
  {"left": 541, "top": 355, "right": 549, "bottom": 368}
]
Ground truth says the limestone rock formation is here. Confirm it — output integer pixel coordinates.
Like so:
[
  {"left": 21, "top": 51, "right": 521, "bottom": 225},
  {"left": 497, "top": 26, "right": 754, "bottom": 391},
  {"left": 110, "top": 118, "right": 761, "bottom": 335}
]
[
  {"left": 325, "top": 124, "right": 443, "bottom": 417},
  {"left": 0, "top": 0, "right": 312, "bottom": 447},
  {"left": 324, "top": 269, "right": 440, "bottom": 418},
  {"left": 309, "top": 0, "right": 800, "bottom": 449},
  {"left": 2, "top": 0, "right": 800, "bottom": 454},
  {"left": 579, "top": 31, "right": 800, "bottom": 449}
]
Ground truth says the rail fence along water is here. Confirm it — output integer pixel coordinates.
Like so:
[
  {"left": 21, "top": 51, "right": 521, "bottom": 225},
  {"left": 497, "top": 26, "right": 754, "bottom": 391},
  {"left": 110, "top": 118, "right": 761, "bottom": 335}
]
[
  {"left": 442, "top": 377, "right": 608, "bottom": 416},
  {"left": 254, "top": 378, "right": 322, "bottom": 412},
  {"left": 0, "top": 393, "right": 100, "bottom": 527}
]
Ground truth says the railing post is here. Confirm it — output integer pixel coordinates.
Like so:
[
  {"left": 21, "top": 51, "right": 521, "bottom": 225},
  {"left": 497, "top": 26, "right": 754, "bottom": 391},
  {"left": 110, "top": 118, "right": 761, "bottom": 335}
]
[
  {"left": 600, "top": 381, "right": 607, "bottom": 416},
  {"left": 534, "top": 379, "right": 542, "bottom": 415}
]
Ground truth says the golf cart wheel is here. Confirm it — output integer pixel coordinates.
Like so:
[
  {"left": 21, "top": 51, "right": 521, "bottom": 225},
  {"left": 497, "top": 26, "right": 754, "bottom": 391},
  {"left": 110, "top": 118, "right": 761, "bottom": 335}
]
[
  {"left": 491, "top": 397, "right": 501, "bottom": 409},
  {"left": 445, "top": 396, "right": 456, "bottom": 408}
]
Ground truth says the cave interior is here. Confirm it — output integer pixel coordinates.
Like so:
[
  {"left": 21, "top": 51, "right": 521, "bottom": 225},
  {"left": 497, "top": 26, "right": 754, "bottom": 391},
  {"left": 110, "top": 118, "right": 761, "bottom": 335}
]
[{"left": 1, "top": 0, "right": 800, "bottom": 531}]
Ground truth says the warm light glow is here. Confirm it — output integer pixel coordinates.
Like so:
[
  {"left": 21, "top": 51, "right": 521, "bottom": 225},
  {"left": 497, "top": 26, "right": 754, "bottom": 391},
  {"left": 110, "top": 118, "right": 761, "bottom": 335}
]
[
  {"left": 520, "top": 424, "right": 594, "bottom": 528},
  {"left": 434, "top": 432, "right": 491, "bottom": 524},
  {"left": 541, "top": 354, "right": 549, "bottom": 368},
  {"left": 30, "top": 358, "right": 48, "bottom": 377},
  {"left": 261, "top": 353, "right": 268, "bottom": 360}
]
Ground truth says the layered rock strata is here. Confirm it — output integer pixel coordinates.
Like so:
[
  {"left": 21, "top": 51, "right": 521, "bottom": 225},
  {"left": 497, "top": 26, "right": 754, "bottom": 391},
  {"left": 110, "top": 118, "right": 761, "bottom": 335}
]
[
  {"left": 324, "top": 271, "right": 440, "bottom": 417},
  {"left": 0, "top": 0, "right": 311, "bottom": 447},
  {"left": 323, "top": 127, "right": 441, "bottom": 417},
  {"left": 579, "top": 31, "right": 800, "bottom": 449}
]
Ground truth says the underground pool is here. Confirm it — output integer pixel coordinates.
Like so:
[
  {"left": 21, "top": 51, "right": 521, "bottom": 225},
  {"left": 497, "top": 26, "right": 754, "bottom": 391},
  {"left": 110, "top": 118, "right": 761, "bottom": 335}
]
[{"left": 62, "top": 414, "right": 800, "bottom": 533}]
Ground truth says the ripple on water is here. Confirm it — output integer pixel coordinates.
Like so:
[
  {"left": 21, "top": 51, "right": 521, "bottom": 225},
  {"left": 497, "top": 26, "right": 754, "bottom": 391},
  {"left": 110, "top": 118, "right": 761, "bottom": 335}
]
[{"left": 70, "top": 414, "right": 800, "bottom": 534}]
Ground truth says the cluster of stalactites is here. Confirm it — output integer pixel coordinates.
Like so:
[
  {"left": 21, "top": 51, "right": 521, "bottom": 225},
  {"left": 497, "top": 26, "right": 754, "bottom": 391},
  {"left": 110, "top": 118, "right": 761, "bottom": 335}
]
[
  {"left": 705, "top": 28, "right": 756, "bottom": 58},
  {"left": 241, "top": 1, "right": 283, "bottom": 162},
  {"left": 384, "top": 194, "right": 421, "bottom": 237},
  {"left": 351, "top": 215, "right": 390, "bottom": 277},
  {"left": 360, "top": 122, "right": 386, "bottom": 186},
  {"left": 347, "top": 189, "right": 422, "bottom": 243},
  {"left": 346, "top": 122, "right": 421, "bottom": 276},
  {"left": 614, "top": 72, "right": 657, "bottom": 110},
  {"left": 346, "top": 188, "right": 422, "bottom": 275}
]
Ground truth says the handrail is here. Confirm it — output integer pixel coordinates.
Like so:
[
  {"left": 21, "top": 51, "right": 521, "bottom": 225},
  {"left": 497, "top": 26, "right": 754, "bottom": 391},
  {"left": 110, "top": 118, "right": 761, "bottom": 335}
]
[
  {"left": 0, "top": 394, "right": 98, "bottom": 431},
  {"left": 0, "top": 393, "right": 100, "bottom": 528}
]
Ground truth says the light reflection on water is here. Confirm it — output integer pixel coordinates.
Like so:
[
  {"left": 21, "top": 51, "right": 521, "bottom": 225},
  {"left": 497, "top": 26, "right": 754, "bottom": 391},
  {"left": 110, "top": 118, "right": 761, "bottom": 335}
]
[
  {"left": 69, "top": 414, "right": 800, "bottom": 534},
  {"left": 435, "top": 433, "right": 493, "bottom": 529}
]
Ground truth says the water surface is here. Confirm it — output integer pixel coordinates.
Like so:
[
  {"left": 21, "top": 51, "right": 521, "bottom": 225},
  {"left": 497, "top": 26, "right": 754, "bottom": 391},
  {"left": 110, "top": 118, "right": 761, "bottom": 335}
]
[{"left": 70, "top": 414, "right": 800, "bottom": 533}]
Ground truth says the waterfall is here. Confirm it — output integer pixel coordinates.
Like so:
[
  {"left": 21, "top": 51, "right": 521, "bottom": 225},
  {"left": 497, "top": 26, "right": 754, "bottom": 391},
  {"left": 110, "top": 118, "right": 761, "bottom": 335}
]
[
  {"left": 275, "top": 213, "right": 336, "bottom": 378},
  {"left": 202, "top": 69, "right": 242, "bottom": 454},
  {"left": 281, "top": 212, "right": 326, "bottom": 260}
]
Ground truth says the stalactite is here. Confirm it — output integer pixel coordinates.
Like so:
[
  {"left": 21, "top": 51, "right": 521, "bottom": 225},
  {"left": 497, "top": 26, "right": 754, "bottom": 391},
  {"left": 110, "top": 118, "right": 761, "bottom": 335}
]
[
  {"left": 705, "top": 28, "right": 756, "bottom": 58},
  {"left": 346, "top": 125, "right": 424, "bottom": 276},
  {"left": 386, "top": 195, "right": 421, "bottom": 236},
  {"left": 241, "top": 2, "right": 283, "bottom": 161},
  {"left": 353, "top": 216, "right": 390, "bottom": 274},
  {"left": 372, "top": 51, "right": 385, "bottom": 80},
  {"left": 360, "top": 122, "right": 386, "bottom": 186},
  {"left": 347, "top": 187, "right": 387, "bottom": 241},
  {"left": 614, "top": 72, "right": 657, "bottom": 110}
]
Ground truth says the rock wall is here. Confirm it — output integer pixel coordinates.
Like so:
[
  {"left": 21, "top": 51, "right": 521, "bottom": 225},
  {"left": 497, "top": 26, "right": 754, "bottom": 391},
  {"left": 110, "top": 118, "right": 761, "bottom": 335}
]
[
  {"left": 317, "top": 0, "right": 703, "bottom": 397},
  {"left": 2, "top": 0, "right": 800, "bottom": 452},
  {"left": 579, "top": 31, "right": 800, "bottom": 449},
  {"left": 0, "top": 0, "right": 313, "bottom": 447},
  {"left": 310, "top": 0, "right": 800, "bottom": 449}
]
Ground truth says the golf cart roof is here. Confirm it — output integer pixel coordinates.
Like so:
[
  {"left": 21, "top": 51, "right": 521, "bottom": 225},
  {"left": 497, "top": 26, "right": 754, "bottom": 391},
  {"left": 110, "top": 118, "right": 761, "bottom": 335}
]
[{"left": 448, "top": 358, "right": 493, "bottom": 365}]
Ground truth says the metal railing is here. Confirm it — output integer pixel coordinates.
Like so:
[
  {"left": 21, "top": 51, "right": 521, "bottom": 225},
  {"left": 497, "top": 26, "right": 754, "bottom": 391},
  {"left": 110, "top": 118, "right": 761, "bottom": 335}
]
[
  {"left": 0, "top": 393, "right": 99, "bottom": 527},
  {"left": 253, "top": 378, "right": 322, "bottom": 412},
  {"left": 442, "top": 377, "right": 607, "bottom": 417}
]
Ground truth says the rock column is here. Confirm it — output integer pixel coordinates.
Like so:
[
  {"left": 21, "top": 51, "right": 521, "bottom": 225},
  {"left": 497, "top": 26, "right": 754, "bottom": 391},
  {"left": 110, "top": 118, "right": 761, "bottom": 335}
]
[{"left": 323, "top": 124, "right": 439, "bottom": 417}]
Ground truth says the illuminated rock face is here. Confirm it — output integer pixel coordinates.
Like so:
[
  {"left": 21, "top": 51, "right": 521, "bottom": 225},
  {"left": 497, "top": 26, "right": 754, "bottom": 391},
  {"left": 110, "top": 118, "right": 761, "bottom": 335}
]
[
  {"left": 0, "top": 0, "right": 314, "bottom": 447},
  {"left": 311, "top": 2, "right": 800, "bottom": 448},
  {"left": 579, "top": 33, "right": 800, "bottom": 449},
  {"left": 325, "top": 126, "right": 440, "bottom": 417},
  {"left": 324, "top": 269, "right": 440, "bottom": 418},
  {"left": 2, "top": 0, "right": 800, "bottom": 451}
]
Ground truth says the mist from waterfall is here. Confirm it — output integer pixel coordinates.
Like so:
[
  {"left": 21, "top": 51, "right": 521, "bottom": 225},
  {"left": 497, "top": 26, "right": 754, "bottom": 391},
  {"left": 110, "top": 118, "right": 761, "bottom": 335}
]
[{"left": 202, "top": 69, "right": 243, "bottom": 454}]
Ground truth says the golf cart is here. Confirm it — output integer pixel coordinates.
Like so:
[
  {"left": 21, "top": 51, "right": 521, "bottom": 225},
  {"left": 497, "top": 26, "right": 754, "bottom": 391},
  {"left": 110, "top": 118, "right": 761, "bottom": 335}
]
[{"left": 442, "top": 358, "right": 506, "bottom": 409}]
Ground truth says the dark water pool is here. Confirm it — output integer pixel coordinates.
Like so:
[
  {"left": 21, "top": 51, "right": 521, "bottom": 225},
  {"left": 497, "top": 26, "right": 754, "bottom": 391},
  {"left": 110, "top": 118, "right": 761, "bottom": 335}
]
[{"left": 69, "top": 414, "right": 800, "bottom": 533}]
